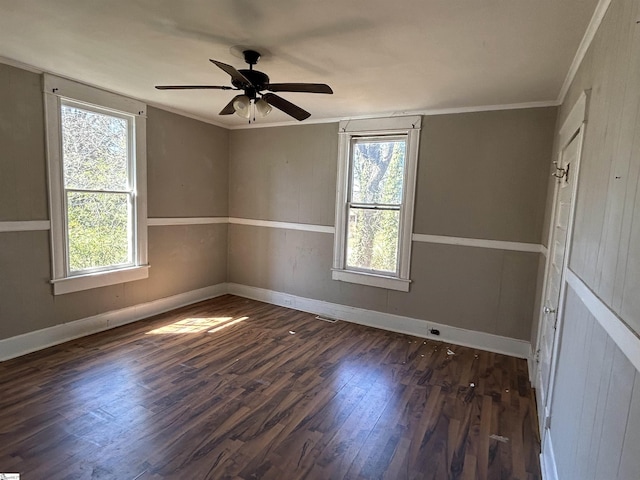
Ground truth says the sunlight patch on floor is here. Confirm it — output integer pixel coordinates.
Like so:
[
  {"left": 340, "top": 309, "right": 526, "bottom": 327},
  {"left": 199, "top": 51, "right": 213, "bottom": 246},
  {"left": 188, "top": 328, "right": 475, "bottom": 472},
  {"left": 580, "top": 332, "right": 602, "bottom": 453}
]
[
  {"left": 146, "top": 316, "right": 248, "bottom": 334},
  {"left": 207, "top": 316, "right": 248, "bottom": 333}
]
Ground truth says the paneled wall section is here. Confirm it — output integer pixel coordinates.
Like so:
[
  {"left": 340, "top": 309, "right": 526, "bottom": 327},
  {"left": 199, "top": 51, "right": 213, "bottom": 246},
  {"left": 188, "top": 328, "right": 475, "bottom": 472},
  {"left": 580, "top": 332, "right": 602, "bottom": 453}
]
[{"left": 544, "top": 0, "right": 640, "bottom": 477}]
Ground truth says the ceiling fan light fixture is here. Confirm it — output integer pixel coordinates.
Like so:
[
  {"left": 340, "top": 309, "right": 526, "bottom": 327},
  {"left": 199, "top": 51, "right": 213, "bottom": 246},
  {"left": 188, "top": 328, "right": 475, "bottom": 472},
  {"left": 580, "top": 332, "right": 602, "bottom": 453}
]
[
  {"left": 255, "top": 98, "right": 272, "bottom": 117},
  {"left": 232, "top": 95, "right": 251, "bottom": 118}
]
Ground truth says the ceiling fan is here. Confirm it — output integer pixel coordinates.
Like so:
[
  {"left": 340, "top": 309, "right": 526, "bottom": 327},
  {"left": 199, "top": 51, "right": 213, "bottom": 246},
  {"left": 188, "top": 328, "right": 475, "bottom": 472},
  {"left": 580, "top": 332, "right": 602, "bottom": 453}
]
[{"left": 155, "top": 49, "right": 333, "bottom": 121}]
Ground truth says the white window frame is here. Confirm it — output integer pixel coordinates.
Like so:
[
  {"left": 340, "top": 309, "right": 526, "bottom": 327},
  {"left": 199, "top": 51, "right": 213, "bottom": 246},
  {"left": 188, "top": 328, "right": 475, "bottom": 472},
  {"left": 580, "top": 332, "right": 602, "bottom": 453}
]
[
  {"left": 332, "top": 116, "right": 421, "bottom": 292},
  {"left": 44, "top": 74, "right": 149, "bottom": 295}
]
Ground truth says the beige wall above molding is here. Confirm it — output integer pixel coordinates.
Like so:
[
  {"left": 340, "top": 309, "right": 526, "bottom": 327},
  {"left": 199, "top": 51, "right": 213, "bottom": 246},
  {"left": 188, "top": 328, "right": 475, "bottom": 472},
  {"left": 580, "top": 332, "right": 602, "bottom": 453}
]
[
  {"left": 0, "top": 64, "right": 48, "bottom": 222},
  {"left": 414, "top": 108, "right": 557, "bottom": 245},
  {"left": 147, "top": 106, "right": 229, "bottom": 219}
]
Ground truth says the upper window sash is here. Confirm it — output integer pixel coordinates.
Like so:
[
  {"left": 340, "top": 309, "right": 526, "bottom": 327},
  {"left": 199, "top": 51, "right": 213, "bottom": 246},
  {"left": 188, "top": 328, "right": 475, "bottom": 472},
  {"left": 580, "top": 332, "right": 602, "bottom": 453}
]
[
  {"left": 347, "top": 134, "right": 407, "bottom": 207},
  {"left": 60, "top": 98, "right": 136, "bottom": 193}
]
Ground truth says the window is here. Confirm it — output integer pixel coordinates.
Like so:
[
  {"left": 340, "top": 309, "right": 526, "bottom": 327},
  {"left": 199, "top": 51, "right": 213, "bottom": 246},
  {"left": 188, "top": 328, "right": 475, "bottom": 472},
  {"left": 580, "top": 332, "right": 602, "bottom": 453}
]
[
  {"left": 332, "top": 116, "right": 421, "bottom": 291},
  {"left": 44, "top": 74, "right": 148, "bottom": 295}
]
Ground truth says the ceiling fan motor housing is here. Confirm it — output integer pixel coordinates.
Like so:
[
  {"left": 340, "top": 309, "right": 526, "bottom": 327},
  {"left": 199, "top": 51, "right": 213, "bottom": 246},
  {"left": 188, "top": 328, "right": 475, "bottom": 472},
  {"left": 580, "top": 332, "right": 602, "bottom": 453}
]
[{"left": 235, "top": 69, "right": 270, "bottom": 94}]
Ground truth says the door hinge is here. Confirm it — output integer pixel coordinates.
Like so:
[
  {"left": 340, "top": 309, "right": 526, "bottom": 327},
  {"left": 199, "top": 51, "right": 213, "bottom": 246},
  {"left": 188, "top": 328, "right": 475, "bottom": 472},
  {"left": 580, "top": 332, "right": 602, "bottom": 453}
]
[
  {"left": 535, "top": 349, "right": 541, "bottom": 363},
  {"left": 552, "top": 162, "right": 570, "bottom": 181},
  {"left": 544, "top": 415, "right": 552, "bottom": 430}
]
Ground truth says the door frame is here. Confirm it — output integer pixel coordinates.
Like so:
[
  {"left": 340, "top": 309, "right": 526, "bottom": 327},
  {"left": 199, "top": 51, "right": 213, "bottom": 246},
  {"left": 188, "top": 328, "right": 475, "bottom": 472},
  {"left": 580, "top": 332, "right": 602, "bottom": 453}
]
[{"left": 533, "top": 91, "right": 589, "bottom": 437}]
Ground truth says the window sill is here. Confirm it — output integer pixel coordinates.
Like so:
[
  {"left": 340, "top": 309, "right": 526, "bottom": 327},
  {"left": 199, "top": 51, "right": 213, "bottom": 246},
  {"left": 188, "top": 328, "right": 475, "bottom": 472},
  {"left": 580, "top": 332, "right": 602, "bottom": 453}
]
[
  {"left": 331, "top": 269, "right": 411, "bottom": 292},
  {"left": 51, "top": 265, "right": 150, "bottom": 295}
]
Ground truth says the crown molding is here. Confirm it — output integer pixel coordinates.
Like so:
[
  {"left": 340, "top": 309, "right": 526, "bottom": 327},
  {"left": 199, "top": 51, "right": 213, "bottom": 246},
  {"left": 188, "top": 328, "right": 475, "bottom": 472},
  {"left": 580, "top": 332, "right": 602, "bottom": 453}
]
[
  {"left": 228, "top": 100, "right": 559, "bottom": 130},
  {"left": 556, "top": 0, "right": 613, "bottom": 104},
  {"left": 0, "top": 55, "right": 43, "bottom": 74}
]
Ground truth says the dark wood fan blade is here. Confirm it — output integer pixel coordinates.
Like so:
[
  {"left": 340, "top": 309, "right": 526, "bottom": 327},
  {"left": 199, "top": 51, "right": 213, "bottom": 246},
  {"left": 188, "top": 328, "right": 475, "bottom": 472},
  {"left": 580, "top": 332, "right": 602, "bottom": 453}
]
[
  {"left": 266, "top": 83, "right": 333, "bottom": 94},
  {"left": 219, "top": 95, "right": 243, "bottom": 115},
  {"left": 262, "top": 93, "right": 311, "bottom": 121},
  {"left": 155, "top": 85, "right": 234, "bottom": 90},
  {"left": 209, "top": 59, "right": 252, "bottom": 86}
]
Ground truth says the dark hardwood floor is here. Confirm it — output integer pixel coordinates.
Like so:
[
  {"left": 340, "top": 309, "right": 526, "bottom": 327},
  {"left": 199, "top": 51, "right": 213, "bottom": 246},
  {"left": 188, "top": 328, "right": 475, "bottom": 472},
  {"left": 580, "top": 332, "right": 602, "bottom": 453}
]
[{"left": 0, "top": 295, "right": 541, "bottom": 479}]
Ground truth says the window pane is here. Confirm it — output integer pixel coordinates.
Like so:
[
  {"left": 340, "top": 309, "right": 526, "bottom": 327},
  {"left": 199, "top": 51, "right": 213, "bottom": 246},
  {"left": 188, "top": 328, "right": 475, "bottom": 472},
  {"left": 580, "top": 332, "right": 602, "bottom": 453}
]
[
  {"left": 351, "top": 139, "right": 406, "bottom": 204},
  {"left": 61, "top": 104, "right": 129, "bottom": 191},
  {"left": 347, "top": 208, "right": 400, "bottom": 273},
  {"left": 67, "top": 192, "right": 131, "bottom": 272}
]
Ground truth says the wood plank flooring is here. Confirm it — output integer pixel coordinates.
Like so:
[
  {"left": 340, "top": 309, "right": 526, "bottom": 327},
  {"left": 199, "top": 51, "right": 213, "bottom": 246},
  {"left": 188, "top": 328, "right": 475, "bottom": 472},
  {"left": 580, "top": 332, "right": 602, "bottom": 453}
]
[{"left": 0, "top": 295, "right": 541, "bottom": 479}]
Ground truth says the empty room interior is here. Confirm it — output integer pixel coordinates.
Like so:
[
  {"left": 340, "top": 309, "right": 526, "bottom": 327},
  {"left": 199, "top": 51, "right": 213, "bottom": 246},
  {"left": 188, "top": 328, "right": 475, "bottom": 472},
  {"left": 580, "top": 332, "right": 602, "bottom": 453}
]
[{"left": 0, "top": 0, "right": 639, "bottom": 479}]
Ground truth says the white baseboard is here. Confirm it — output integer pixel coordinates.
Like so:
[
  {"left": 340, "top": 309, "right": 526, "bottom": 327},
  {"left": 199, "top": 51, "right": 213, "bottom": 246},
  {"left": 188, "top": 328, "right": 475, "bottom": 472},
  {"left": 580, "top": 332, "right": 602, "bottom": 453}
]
[
  {"left": 541, "top": 430, "right": 559, "bottom": 480},
  {"left": 227, "top": 283, "right": 530, "bottom": 358},
  {"left": 0, "top": 283, "right": 228, "bottom": 361},
  {"left": 1, "top": 282, "right": 531, "bottom": 362}
]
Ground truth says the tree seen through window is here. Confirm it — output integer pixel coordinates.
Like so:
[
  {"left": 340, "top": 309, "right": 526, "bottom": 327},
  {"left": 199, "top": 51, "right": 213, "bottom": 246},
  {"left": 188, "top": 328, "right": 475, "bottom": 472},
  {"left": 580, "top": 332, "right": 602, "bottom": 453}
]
[
  {"left": 61, "top": 104, "right": 133, "bottom": 272},
  {"left": 347, "top": 138, "right": 406, "bottom": 273}
]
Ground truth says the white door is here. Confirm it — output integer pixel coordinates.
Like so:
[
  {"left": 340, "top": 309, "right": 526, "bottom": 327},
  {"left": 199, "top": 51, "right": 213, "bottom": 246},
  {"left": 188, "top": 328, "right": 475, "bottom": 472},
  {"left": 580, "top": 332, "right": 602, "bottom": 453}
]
[{"left": 536, "top": 130, "right": 582, "bottom": 423}]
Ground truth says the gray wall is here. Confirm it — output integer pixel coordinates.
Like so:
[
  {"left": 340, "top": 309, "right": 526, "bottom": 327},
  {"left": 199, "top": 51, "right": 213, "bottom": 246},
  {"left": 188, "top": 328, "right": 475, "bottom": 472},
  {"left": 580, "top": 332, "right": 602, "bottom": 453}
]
[
  {"left": 0, "top": 64, "right": 48, "bottom": 222},
  {"left": 0, "top": 64, "right": 229, "bottom": 340},
  {"left": 545, "top": 0, "right": 640, "bottom": 477},
  {"left": 228, "top": 108, "right": 556, "bottom": 340},
  {"left": 148, "top": 107, "right": 228, "bottom": 218},
  {"left": 229, "top": 123, "right": 338, "bottom": 225},
  {"left": 415, "top": 110, "right": 555, "bottom": 243},
  {"left": 0, "top": 62, "right": 557, "bottom": 346}
]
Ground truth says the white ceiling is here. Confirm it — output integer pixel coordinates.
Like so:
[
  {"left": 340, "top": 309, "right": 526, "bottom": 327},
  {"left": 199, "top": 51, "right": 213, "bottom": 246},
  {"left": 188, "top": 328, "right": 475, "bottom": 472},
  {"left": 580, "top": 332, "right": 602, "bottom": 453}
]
[{"left": 0, "top": 0, "right": 599, "bottom": 128}]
